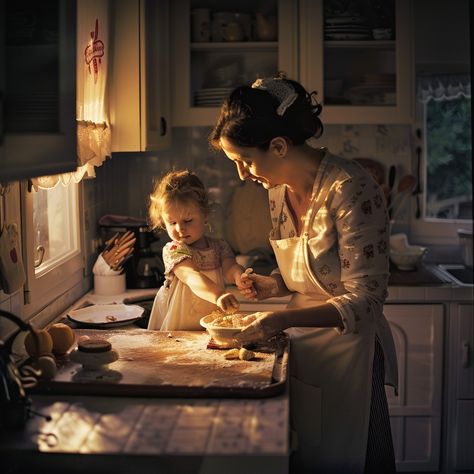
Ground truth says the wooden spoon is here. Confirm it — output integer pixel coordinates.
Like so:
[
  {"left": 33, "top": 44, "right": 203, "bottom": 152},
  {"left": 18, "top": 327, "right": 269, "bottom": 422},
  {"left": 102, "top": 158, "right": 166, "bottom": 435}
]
[{"left": 397, "top": 174, "right": 416, "bottom": 193}]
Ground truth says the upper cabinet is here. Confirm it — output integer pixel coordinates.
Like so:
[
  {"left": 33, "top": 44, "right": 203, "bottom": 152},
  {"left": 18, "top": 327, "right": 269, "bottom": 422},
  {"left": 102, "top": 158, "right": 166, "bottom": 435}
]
[
  {"left": 170, "top": 0, "right": 298, "bottom": 127},
  {"left": 299, "top": 0, "right": 413, "bottom": 124},
  {"left": 110, "top": 0, "right": 171, "bottom": 152},
  {"left": 0, "top": 0, "right": 77, "bottom": 182}
]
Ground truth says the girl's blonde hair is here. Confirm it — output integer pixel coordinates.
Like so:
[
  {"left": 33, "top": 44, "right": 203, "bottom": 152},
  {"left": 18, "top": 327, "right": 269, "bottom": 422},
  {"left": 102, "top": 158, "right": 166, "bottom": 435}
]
[{"left": 149, "top": 170, "right": 210, "bottom": 229}]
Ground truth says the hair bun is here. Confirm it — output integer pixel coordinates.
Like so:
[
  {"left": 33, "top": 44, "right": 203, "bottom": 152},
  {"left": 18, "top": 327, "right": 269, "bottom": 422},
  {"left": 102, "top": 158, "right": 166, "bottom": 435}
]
[{"left": 308, "top": 91, "right": 323, "bottom": 117}]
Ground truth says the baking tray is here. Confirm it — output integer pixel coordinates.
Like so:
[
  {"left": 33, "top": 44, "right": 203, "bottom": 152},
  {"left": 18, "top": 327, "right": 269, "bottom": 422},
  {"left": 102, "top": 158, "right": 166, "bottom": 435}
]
[{"left": 33, "top": 329, "right": 288, "bottom": 398}]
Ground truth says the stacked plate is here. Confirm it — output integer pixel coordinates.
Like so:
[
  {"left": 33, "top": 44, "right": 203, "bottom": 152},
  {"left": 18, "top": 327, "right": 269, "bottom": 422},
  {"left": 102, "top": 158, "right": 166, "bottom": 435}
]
[
  {"left": 194, "top": 87, "right": 234, "bottom": 107},
  {"left": 325, "top": 16, "right": 371, "bottom": 40},
  {"left": 345, "top": 74, "right": 396, "bottom": 105}
]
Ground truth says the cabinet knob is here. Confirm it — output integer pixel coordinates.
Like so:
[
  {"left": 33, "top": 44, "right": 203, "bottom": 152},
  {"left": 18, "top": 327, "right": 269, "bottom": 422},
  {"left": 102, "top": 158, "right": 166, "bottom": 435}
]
[
  {"left": 461, "top": 341, "right": 471, "bottom": 368},
  {"left": 160, "top": 117, "right": 167, "bottom": 137}
]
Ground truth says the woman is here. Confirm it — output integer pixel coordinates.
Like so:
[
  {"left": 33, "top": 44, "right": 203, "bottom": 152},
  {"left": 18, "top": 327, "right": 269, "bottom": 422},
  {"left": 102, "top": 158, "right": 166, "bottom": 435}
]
[{"left": 209, "top": 75, "right": 398, "bottom": 474}]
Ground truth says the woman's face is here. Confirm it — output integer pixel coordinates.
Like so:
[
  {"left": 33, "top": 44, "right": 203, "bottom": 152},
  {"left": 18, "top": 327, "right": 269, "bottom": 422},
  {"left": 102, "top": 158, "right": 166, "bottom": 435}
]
[
  {"left": 220, "top": 137, "right": 285, "bottom": 189},
  {"left": 162, "top": 199, "right": 207, "bottom": 246}
]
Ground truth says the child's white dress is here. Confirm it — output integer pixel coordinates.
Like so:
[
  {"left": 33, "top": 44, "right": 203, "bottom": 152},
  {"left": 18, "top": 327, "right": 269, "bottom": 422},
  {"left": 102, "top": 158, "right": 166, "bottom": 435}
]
[{"left": 147, "top": 237, "right": 235, "bottom": 330}]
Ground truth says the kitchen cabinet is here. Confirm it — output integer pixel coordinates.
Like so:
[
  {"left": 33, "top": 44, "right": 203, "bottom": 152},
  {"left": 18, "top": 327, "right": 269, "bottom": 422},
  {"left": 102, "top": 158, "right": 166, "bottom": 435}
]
[
  {"left": 170, "top": 0, "right": 298, "bottom": 126},
  {"left": 110, "top": 0, "right": 171, "bottom": 152},
  {"left": 299, "top": 0, "right": 413, "bottom": 124},
  {"left": 446, "top": 303, "right": 474, "bottom": 473},
  {"left": 0, "top": 0, "right": 77, "bottom": 182},
  {"left": 384, "top": 304, "right": 443, "bottom": 472}
]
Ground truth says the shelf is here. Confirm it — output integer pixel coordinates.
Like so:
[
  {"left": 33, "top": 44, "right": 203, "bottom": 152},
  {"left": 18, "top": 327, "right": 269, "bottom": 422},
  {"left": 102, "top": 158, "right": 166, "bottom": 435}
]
[
  {"left": 191, "top": 41, "right": 278, "bottom": 51},
  {"left": 324, "top": 40, "right": 395, "bottom": 49}
]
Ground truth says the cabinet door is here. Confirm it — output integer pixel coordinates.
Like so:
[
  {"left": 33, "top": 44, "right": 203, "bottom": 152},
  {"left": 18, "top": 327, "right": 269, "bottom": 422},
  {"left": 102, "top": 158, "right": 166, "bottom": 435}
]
[
  {"left": 454, "top": 400, "right": 474, "bottom": 471},
  {"left": 299, "top": 0, "right": 412, "bottom": 124},
  {"left": 110, "top": 0, "right": 170, "bottom": 152},
  {"left": 457, "top": 304, "right": 473, "bottom": 399},
  {"left": 170, "top": 0, "right": 298, "bottom": 126},
  {"left": 384, "top": 303, "right": 443, "bottom": 472},
  {"left": 0, "top": 0, "right": 77, "bottom": 182}
]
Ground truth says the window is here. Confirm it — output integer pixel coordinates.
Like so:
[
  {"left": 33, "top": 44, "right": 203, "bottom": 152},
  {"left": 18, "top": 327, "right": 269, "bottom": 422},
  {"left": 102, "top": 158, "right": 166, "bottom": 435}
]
[
  {"left": 22, "top": 181, "right": 84, "bottom": 317},
  {"left": 425, "top": 96, "right": 471, "bottom": 220},
  {"left": 411, "top": 74, "right": 472, "bottom": 244}
]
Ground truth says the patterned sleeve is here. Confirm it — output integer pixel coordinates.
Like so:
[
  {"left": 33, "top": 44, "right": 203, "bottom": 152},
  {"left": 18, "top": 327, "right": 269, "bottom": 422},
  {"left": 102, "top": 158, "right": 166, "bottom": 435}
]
[
  {"left": 217, "top": 239, "right": 235, "bottom": 260},
  {"left": 162, "top": 241, "right": 193, "bottom": 275},
  {"left": 326, "top": 171, "right": 390, "bottom": 335}
]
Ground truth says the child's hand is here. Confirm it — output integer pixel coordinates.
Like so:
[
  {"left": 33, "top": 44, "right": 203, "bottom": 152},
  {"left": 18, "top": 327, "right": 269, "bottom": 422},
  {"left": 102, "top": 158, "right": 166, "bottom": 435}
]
[{"left": 216, "top": 292, "right": 239, "bottom": 314}]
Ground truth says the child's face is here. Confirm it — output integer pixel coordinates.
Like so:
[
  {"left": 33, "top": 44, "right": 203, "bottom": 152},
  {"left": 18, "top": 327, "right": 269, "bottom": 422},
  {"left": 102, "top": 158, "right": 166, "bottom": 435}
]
[{"left": 162, "top": 199, "right": 207, "bottom": 246}]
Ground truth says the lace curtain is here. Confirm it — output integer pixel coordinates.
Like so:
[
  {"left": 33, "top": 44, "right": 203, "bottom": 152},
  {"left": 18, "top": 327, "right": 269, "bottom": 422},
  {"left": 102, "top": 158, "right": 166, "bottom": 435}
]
[
  {"left": 417, "top": 73, "right": 471, "bottom": 104},
  {"left": 31, "top": 0, "right": 111, "bottom": 190}
]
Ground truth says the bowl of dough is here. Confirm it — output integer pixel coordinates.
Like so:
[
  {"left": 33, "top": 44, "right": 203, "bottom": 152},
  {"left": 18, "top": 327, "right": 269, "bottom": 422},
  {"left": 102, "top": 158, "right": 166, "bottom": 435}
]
[{"left": 200, "top": 311, "right": 254, "bottom": 346}]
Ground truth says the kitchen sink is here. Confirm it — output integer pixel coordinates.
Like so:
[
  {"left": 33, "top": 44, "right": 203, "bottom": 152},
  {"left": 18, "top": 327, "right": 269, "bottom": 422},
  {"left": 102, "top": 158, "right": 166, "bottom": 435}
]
[{"left": 437, "top": 264, "right": 474, "bottom": 286}]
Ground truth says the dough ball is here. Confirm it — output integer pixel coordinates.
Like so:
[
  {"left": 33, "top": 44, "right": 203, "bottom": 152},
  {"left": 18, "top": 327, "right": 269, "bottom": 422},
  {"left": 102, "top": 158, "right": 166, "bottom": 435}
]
[
  {"left": 48, "top": 323, "right": 75, "bottom": 354},
  {"left": 224, "top": 348, "right": 240, "bottom": 360},
  {"left": 239, "top": 347, "right": 255, "bottom": 361},
  {"left": 24, "top": 329, "right": 53, "bottom": 357}
]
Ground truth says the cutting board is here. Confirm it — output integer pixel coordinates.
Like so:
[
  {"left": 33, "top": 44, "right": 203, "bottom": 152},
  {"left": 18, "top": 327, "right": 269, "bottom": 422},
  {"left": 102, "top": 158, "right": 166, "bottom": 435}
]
[{"left": 34, "top": 329, "right": 288, "bottom": 398}]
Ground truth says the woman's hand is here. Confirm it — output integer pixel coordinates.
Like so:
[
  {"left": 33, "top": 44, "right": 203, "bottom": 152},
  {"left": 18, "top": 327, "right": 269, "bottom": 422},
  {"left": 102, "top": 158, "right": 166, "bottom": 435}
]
[
  {"left": 102, "top": 231, "right": 136, "bottom": 271},
  {"left": 216, "top": 292, "right": 239, "bottom": 313},
  {"left": 234, "top": 311, "right": 286, "bottom": 344},
  {"left": 237, "top": 269, "right": 280, "bottom": 300}
]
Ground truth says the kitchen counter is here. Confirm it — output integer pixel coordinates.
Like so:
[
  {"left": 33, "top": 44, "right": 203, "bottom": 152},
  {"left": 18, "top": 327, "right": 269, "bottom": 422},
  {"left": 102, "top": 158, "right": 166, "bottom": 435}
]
[
  {"left": 2, "top": 289, "right": 290, "bottom": 474},
  {"left": 2, "top": 393, "right": 289, "bottom": 474}
]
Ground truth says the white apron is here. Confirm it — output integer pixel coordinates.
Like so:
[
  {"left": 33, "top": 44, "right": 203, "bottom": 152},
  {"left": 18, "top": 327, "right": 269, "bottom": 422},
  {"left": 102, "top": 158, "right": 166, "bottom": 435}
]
[
  {"left": 270, "top": 194, "right": 375, "bottom": 473},
  {"left": 147, "top": 267, "right": 224, "bottom": 331}
]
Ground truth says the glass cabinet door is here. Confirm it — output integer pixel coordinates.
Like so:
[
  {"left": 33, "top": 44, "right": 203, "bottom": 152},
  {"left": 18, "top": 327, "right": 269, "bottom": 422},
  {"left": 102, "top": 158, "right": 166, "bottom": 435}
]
[
  {"left": 171, "top": 0, "right": 297, "bottom": 126},
  {"left": 299, "top": 0, "right": 412, "bottom": 124},
  {"left": 1, "top": 0, "right": 76, "bottom": 182}
]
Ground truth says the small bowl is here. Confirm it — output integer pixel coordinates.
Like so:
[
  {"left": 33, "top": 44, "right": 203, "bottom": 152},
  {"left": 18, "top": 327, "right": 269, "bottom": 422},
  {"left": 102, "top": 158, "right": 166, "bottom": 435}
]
[
  {"left": 390, "top": 245, "right": 427, "bottom": 271},
  {"left": 200, "top": 311, "right": 253, "bottom": 346}
]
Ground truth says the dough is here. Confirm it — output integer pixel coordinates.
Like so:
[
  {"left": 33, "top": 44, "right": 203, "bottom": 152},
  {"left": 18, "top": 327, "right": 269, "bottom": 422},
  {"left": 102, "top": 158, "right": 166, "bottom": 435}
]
[
  {"left": 239, "top": 347, "right": 255, "bottom": 361},
  {"left": 224, "top": 348, "right": 240, "bottom": 360},
  {"left": 223, "top": 347, "right": 256, "bottom": 361}
]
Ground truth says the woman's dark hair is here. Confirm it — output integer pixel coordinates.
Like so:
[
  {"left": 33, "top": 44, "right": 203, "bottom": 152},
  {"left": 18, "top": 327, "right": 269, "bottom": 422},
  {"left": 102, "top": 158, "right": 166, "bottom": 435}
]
[{"left": 209, "top": 75, "right": 323, "bottom": 151}]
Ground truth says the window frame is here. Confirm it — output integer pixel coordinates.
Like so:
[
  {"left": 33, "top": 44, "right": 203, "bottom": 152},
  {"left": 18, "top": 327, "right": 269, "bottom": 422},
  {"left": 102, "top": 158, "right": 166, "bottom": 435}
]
[
  {"left": 20, "top": 180, "right": 85, "bottom": 318},
  {"left": 410, "top": 101, "right": 472, "bottom": 245}
]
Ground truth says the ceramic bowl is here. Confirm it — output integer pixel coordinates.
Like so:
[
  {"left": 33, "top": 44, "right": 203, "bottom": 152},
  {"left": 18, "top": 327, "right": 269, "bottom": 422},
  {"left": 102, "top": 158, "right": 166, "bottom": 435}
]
[
  {"left": 200, "top": 311, "right": 253, "bottom": 346},
  {"left": 390, "top": 245, "right": 427, "bottom": 271}
]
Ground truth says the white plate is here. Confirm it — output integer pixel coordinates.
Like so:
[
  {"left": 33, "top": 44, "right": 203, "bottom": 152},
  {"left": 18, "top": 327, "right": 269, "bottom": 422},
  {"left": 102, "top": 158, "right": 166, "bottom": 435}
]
[
  {"left": 325, "top": 16, "right": 367, "bottom": 25},
  {"left": 67, "top": 304, "right": 144, "bottom": 327},
  {"left": 325, "top": 33, "right": 370, "bottom": 40}
]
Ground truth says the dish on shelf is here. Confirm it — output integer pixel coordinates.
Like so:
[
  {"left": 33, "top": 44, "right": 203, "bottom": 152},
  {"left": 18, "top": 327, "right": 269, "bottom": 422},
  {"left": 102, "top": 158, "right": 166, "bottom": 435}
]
[
  {"left": 194, "top": 87, "right": 233, "bottom": 106},
  {"left": 325, "top": 16, "right": 368, "bottom": 25},
  {"left": 67, "top": 304, "right": 144, "bottom": 328},
  {"left": 325, "top": 33, "right": 371, "bottom": 40},
  {"left": 325, "top": 25, "right": 370, "bottom": 32}
]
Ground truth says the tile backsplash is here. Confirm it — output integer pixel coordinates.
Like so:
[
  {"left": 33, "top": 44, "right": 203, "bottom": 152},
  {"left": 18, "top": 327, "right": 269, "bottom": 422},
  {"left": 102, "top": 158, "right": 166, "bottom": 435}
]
[{"left": 91, "top": 124, "right": 413, "bottom": 235}]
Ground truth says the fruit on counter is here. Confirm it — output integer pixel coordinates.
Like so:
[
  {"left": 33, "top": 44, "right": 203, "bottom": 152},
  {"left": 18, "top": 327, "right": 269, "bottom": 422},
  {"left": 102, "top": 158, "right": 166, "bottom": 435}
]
[
  {"left": 24, "top": 328, "right": 53, "bottom": 357},
  {"left": 47, "top": 323, "right": 75, "bottom": 355},
  {"left": 33, "top": 354, "right": 57, "bottom": 379}
]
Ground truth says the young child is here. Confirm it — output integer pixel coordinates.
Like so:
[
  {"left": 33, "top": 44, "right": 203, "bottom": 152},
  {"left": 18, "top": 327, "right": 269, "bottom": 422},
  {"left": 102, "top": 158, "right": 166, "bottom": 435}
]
[{"left": 147, "top": 170, "right": 246, "bottom": 331}]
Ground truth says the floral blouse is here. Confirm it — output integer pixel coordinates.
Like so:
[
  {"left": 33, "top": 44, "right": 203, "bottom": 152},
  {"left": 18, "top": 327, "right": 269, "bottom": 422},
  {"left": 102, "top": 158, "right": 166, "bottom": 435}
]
[
  {"left": 269, "top": 152, "right": 390, "bottom": 336},
  {"left": 162, "top": 237, "right": 235, "bottom": 287}
]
